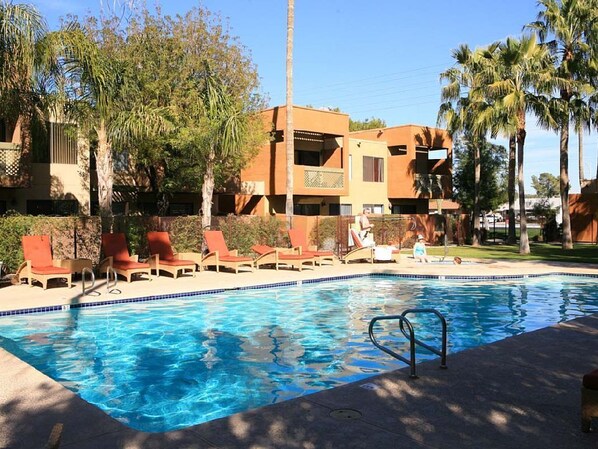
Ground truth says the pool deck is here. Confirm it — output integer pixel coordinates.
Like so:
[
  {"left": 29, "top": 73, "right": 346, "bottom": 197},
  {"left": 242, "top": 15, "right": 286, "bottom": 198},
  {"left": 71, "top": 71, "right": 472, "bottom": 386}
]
[{"left": 1, "top": 258, "right": 598, "bottom": 448}]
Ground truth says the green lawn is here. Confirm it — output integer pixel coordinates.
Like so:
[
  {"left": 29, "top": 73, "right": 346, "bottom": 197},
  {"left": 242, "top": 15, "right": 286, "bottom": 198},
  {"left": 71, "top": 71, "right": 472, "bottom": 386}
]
[{"left": 421, "top": 243, "right": 598, "bottom": 264}]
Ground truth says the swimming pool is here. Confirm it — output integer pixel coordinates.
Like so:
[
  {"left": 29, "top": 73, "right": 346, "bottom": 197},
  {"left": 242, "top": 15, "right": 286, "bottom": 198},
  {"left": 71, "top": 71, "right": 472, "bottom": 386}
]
[{"left": 0, "top": 274, "right": 597, "bottom": 432}]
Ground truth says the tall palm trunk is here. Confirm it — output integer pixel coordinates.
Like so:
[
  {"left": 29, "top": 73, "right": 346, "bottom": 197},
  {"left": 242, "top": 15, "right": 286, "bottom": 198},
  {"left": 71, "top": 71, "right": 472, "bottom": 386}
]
[
  {"left": 285, "top": 0, "right": 294, "bottom": 228},
  {"left": 517, "top": 111, "right": 530, "bottom": 254},
  {"left": 202, "top": 146, "right": 216, "bottom": 231},
  {"left": 17, "top": 113, "right": 32, "bottom": 187},
  {"left": 96, "top": 119, "right": 113, "bottom": 231},
  {"left": 560, "top": 121, "right": 573, "bottom": 249},
  {"left": 578, "top": 131, "right": 584, "bottom": 186},
  {"left": 507, "top": 134, "right": 517, "bottom": 244},
  {"left": 472, "top": 140, "right": 481, "bottom": 246}
]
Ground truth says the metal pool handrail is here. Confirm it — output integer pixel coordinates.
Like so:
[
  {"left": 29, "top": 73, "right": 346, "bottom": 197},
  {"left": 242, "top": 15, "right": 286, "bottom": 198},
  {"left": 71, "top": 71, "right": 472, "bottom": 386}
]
[
  {"left": 368, "top": 308, "right": 448, "bottom": 379},
  {"left": 81, "top": 267, "right": 96, "bottom": 296}
]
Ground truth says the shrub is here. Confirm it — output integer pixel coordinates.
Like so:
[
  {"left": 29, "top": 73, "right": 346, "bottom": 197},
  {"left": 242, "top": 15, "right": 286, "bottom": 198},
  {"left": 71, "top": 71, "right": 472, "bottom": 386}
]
[
  {"left": 311, "top": 217, "right": 337, "bottom": 250},
  {"left": 168, "top": 216, "right": 203, "bottom": 253},
  {"left": 0, "top": 214, "right": 36, "bottom": 272}
]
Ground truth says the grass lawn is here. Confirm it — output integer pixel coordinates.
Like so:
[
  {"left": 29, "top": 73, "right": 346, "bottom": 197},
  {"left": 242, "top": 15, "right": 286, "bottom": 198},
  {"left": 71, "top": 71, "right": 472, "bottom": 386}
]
[{"left": 421, "top": 242, "right": 598, "bottom": 264}]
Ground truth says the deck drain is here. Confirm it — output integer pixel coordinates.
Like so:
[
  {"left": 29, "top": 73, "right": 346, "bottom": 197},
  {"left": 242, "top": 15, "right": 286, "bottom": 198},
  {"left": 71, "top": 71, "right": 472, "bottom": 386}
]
[{"left": 330, "top": 409, "right": 362, "bottom": 420}]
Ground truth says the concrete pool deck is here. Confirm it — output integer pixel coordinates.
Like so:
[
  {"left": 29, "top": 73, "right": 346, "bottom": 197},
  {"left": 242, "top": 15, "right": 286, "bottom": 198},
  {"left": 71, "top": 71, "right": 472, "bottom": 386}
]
[{"left": 1, "top": 259, "right": 598, "bottom": 448}]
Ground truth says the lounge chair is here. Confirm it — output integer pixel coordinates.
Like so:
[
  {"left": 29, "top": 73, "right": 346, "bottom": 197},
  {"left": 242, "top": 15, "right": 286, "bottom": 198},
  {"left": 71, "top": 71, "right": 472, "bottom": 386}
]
[
  {"left": 18, "top": 235, "right": 72, "bottom": 289},
  {"left": 288, "top": 228, "right": 335, "bottom": 265},
  {"left": 147, "top": 231, "right": 198, "bottom": 278},
  {"left": 99, "top": 233, "right": 151, "bottom": 282},
  {"left": 203, "top": 230, "right": 254, "bottom": 273},
  {"left": 252, "top": 244, "right": 315, "bottom": 271},
  {"left": 347, "top": 229, "right": 400, "bottom": 263}
]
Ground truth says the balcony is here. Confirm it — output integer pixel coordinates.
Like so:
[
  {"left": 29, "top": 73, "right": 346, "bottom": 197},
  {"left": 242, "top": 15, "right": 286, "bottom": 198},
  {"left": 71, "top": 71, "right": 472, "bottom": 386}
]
[
  {"left": 0, "top": 143, "right": 27, "bottom": 187},
  {"left": 300, "top": 166, "right": 344, "bottom": 190},
  {"left": 414, "top": 174, "right": 451, "bottom": 198}
]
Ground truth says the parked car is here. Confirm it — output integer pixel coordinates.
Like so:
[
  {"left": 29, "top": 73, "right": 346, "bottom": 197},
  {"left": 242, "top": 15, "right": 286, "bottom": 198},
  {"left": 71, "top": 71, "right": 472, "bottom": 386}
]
[{"left": 480, "top": 213, "right": 504, "bottom": 224}]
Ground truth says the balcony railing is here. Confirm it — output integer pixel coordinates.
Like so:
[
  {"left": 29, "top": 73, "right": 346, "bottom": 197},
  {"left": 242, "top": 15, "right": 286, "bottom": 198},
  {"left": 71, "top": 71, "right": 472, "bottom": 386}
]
[
  {"left": 414, "top": 174, "right": 451, "bottom": 197},
  {"left": 303, "top": 166, "right": 344, "bottom": 189},
  {"left": 0, "top": 143, "right": 22, "bottom": 177}
]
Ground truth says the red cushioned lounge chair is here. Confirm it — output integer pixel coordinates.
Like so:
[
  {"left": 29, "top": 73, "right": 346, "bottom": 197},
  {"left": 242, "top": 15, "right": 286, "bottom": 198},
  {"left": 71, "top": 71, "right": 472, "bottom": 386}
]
[
  {"left": 99, "top": 233, "right": 151, "bottom": 282},
  {"left": 147, "top": 231, "right": 198, "bottom": 278},
  {"left": 288, "top": 228, "right": 335, "bottom": 266},
  {"left": 203, "top": 230, "right": 254, "bottom": 273},
  {"left": 18, "top": 235, "right": 72, "bottom": 289},
  {"left": 252, "top": 244, "right": 315, "bottom": 271}
]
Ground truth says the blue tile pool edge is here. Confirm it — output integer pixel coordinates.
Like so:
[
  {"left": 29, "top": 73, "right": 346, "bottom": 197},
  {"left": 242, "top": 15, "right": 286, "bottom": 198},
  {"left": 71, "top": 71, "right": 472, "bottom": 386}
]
[{"left": 2, "top": 271, "right": 598, "bottom": 317}]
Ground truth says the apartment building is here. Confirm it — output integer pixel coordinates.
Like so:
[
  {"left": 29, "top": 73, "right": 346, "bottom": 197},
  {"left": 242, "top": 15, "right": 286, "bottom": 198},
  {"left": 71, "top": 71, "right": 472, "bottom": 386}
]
[
  {"left": 0, "top": 117, "right": 91, "bottom": 215},
  {"left": 225, "top": 106, "right": 452, "bottom": 216},
  {"left": 0, "top": 105, "right": 452, "bottom": 217}
]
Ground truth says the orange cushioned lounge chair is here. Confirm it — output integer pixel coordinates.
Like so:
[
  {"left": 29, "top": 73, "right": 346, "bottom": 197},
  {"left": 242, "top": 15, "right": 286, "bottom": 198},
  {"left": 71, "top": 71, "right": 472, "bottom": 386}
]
[
  {"left": 252, "top": 244, "right": 315, "bottom": 271},
  {"left": 147, "top": 231, "right": 198, "bottom": 278},
  {"left": 288, "top": 228, "right": 335, "bottom": 266},
  {"left": 99, "top": 233, "right": 151, "bottom": 282},
  {"left": 203, "top": 230, "right": 254, "bottom": 273},
  {"left": 19, "top": 235, "right": 72, "bottom": 289}
]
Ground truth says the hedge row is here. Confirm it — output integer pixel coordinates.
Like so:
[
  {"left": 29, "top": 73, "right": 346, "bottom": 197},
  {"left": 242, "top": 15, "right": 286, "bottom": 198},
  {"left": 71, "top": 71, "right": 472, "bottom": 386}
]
[{"left": 0, "top": 213, "right": 454, "bottom": 274}]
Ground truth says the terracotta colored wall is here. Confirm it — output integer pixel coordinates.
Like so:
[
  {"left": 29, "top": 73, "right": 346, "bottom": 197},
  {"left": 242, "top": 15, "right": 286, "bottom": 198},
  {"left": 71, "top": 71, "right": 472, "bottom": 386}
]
[
  {"left": 570, "top": 194, "right": 598, "bottom": 243},
  {"left": 240, "top": 106, "right": 350, "bottom": 197},
  {"left": 350, "top": 125, "right": 452, "bottom": 199}
]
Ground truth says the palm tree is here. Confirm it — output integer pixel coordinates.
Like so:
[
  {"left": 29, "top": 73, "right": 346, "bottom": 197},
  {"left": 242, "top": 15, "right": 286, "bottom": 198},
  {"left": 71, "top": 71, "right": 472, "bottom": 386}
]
[
  {"left": 285, "top": 0, "right": 294, "bottom": 227},
  {"left": 483, "top": 35, "right": 554, "bottom": 255},
  {"left": 439, "top": 44, "right": 487, "bottom": 246},
  {"left": 527, "top": 0, "right": 596, "bottom": 249},
  {"left": 198, "top": 67, "right": 249, "bottom": 230},
  {"left": 57, "top": 22, "right": 170, "bottom": 226},
  {"left": 0, "top": 2, "right": 51, "bottom": 186}
]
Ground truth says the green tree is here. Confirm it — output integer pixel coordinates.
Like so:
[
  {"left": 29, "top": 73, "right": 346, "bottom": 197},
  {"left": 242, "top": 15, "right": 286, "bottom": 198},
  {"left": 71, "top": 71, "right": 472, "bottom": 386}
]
[
  {"left": 531, "top": 172, "right": 560, "bottom": 197},
  {"left": 484, "top": 34, "right": 554, "bottom": 254},
  {"left": 452, "top": 135, "right": 508, "bottom": 216},
  {"left": 0, "top": 2, "right": 53, "bottom": 186},
  {"left": 349, "top": 117, "right": 386, "bottom": 132},
  {"left": 528, "top": 0, "right": 597, "bottom": 249},
  {"left": 439, "top": 44, "right": 488, "bottom": 246}
]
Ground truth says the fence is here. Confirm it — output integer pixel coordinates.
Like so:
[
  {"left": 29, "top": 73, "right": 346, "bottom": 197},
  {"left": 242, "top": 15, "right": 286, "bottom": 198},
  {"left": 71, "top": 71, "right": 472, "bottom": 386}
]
[{"left": 0, "top": 213, "right": 469, "bottom": 273}]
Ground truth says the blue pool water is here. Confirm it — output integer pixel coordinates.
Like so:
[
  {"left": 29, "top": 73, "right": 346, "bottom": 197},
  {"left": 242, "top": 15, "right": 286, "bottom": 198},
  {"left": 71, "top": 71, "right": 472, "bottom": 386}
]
[{"left": 1, "top": 274, "right": 598, "bottom": 432}]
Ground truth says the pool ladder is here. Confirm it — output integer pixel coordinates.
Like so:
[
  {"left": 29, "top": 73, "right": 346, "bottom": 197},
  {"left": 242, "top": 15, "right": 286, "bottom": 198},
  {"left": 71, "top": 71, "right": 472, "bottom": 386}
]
[
  {"left": 368, "top": 308, "right": 447, "bottom": 379},
  {"left": 81, "top": 267, "right": 120, "bottom": 296}
]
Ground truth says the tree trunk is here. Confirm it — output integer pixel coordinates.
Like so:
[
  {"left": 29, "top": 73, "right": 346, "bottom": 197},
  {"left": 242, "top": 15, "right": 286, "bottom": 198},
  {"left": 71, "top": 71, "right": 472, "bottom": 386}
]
[
  {"left": 578, "top": 131, "right": 584, "bottom": 186},
  {"left": 202, "top": 147, "right": 216, "bottom": 231},
  {"left": 517, "top": 120, "right": 530, "bottom": 255},
  {"left": 17, "top": 113, "right": 32, "bottom": 188},
  {"left": 471, "top": 139, "right": 481, "bottom": 247},
  {"left": 285, "top": 0, "right": 294, "bottom": 229},
  {"left": 560, "top": 123, "right": 573, "bottom": 249},
  {"left": 96, "top": 120, "right": 113, "bottom": 232},
  {"left": 507, "top": 134, "right": 516, "bottom": 244}
]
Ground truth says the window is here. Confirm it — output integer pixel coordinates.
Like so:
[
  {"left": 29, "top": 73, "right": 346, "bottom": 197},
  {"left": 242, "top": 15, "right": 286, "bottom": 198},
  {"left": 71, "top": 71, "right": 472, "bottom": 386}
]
[
  {"left": 389, "top": 145, "right": 407, "bottom": 156},
  {"left": 363, "top": 156, "right": 384, "bottom": 182},
  {"left": 32, "top": 121, "right": 78, "bottom": 164},
  {"left": 294, "top": 203, "right": 320, "bottom": 216},
  {"left": 429, "top": 148, "right": 448, "bottom": 160},
  {"left": 295, "top": 150, "right": 320, "bottom": 166},
  {"left": 329, "top": 203, "right": 352, "bottom": 216},
  {"left": 27, "top": 200, "right": 78, "bottom": 216},
  {"left": 363, "top": 204, "right": 384, "bottom": 214},
  {"left": 392, "top": 204, "right": 417, "bottom": 214}
]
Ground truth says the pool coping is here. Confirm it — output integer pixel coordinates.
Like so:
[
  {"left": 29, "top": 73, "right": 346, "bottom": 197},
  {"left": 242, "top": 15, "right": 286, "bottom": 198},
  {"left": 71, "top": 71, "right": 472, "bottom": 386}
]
[{"left": 2, "top": 270, "right": 598, "bottom": 317}]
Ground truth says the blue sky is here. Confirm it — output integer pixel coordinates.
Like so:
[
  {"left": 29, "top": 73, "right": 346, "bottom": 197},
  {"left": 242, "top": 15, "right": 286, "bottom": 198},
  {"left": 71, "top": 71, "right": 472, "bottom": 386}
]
[{"left": 30, "top": 0, "right": 598, "bottom": 193}]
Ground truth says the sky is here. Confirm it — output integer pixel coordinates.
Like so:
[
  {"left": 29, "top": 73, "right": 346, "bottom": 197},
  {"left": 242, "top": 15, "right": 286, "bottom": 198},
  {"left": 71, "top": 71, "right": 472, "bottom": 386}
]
[{"left": 29, "top": 0, "right": 598, "bottom": 193}]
